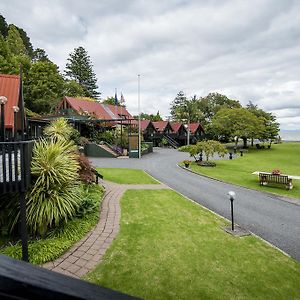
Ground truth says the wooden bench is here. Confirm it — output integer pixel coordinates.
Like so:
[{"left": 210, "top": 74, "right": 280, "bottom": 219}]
[{"left": 259, "top": 172, "right": 293, "bottom": 190}]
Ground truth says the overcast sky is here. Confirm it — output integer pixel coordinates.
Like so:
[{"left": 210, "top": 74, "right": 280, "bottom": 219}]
[{"left": 1, "top": 0, "right": 300, "bottom": 129}]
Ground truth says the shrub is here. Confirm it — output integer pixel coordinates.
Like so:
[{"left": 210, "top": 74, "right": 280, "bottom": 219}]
[
  {"left": 77, "top": 153, "right": 95, "bottom": 184},
  {"left": 44, "top": 118, "right": 74, "bottom": 141},
  {"left": 27, "top": 138, "right": 80, "bottom": 236},
  {"left": 197, "top": 161, "right": 216, "bottom": 167},
  {"left": 75, "top": 184, "right": 103, "bottom": 218}
]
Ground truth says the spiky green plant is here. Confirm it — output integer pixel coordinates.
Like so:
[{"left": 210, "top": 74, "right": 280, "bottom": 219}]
[
  {"left": 27, "top": 138, "right": 80, "bottom": 235},
  {"left": 44, "top": 118, "right": 74, "bottom": 141}
]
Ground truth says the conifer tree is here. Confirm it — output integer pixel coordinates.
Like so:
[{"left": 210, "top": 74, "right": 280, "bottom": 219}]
[
  {"left": 64, "top": 46, "right": 100, "bottom": 98},
  {"left": 6, "top": 25, "right": 27, "bottom": 56}
]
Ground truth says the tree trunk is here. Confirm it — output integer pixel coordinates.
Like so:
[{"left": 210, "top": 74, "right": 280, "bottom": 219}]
[{"left": 242, "top": 137, "right": 247, "bottom": 148}]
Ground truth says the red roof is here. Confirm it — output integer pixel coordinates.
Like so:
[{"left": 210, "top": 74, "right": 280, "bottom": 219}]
[
  {"left": 140, "top": 120, "right": 151, "bottom": 131},
  {"left": 0, "top": 74, "right": 20, "bottom": 129},
  {"left": 61, "top": 97, "right": 133, "bottom": 120},
  {"left": 171, "top": 122, "right": 186, "bottom": 133},
  {"left": 152, "top": 121, "right": 171, "bottom": 132},
  {"left": 188, "top": 123, "right": 205, "bottom": 134}
]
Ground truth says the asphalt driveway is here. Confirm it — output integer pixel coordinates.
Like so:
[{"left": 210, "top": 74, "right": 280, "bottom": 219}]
[{"left": 90, "top": 148, "right": 300, "bottom": 261}]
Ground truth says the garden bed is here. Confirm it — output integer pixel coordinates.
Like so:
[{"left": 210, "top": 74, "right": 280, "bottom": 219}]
[{"left": 0, "top": 184, "right": 104, "bottom": 264}]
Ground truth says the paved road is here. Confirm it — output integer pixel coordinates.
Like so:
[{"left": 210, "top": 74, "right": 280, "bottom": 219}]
[{"left": 90, "top": 148, "right": 300, "bottom": 261}]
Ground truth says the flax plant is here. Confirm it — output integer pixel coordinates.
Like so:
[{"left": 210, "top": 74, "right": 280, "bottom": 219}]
[
  {"left": 27, "top": 138, "right": 80, "bottom": 235},
  {"left": 43, "top": 118, "right": 74, "bottom": 141}
]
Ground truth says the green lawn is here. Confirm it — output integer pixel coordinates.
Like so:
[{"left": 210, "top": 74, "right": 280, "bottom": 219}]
[
  {"left": 0, "top": 184, "right": 103, "bottom": 264},
  {"left": 97, "top": 168, "right": 159, "bottom": 184},
  {"left": 85, "top": 189, "right": 300, "bottom": 299},
  {"left": 187, "top": 142, "right": 300, "bottom": 199}
]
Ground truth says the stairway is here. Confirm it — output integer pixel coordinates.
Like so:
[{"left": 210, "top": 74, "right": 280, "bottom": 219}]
[
  {"left": 164, "top": 135, "right": 179, "bottom": 149},
  {"left": 98, "top": 144, "right": 119, "bottom": 157}
]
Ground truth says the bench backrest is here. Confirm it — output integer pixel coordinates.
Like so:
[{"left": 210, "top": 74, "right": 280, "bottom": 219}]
[{"left": 259, "top": 173, "right": 289, "bottom": 184}]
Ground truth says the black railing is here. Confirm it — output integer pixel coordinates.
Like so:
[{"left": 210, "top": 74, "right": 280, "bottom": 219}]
[
  {"left": 163, "top": 134, "right": 179, "bottom": 148},
  {"left": 0, "top": 255, "right": 138, "bottom": 300},
  {"left": 0, "top": 140, "right": 33, "bottom": 194}
]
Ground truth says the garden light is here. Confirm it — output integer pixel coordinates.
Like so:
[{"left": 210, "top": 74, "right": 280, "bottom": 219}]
[{"left": 227, "top": 191, "right": 236, "bottom": 231}]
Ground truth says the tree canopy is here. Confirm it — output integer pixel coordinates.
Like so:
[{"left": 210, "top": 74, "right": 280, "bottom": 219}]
[
  {"left": 24, "top": 61, "right": 65, "bottom": 114},
  {"left": 209, "top": 107, "right": 265, "bottom": 147},
  {"left": 65, "top": 46, "right": 100, "bottom": 99},
  {"left": 170, "top": 91, "right": 204, "bottom": 123}
]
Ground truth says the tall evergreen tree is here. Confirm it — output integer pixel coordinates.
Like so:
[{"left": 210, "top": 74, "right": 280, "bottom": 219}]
[
  {"left": 16, "top": 26, "right": 34, "bottom": 58},
  {"left": 6, "top": 25, "right": 27, "bottom": 56},
  {"left": 64, "top": 46, "right": 100, "bottom": 98},
  {"left": 0, "top": 15, "right": 8, "bottom": 37}
]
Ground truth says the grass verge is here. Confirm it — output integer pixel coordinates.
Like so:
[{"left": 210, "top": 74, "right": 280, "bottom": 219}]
[
  {"left": 0, "top": 184, "right": 103, "bottom": 264},
  {"left": 97, "top": 168, "right": 159, "bottom": 184},
  {"left": 184, "top": 142, "right": 300, "bottom": 200},
  {"left": 85, "top": 189, "right": 300, "bottom": 299}
]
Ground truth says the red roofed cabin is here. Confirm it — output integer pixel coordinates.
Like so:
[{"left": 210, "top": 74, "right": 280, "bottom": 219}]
[
  {"left": 0, "top": 74, "right": 25, "bottom": 140},
  {"left": 151, "top": 121, "right": 175, "bottom": 147},
  {"left": 171, "top": 122, "right": 188, "bottom": 145},
  {"left": 188, "top": 123, "right": 205, "bottom": 143},
  {"left": 56, "top": 96, "right": 134, "bottom": 135},
  {"left": 140, "top": 120, "right": 157, "bottom": 142}
]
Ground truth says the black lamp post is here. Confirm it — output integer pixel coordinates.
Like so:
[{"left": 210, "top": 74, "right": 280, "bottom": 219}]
[
  {"left": 0, "top": 96, "right": 8, "bottom": 142},
  {"left": 228, "top": 191, "right": 236, "bottom": 231},
  {"left": 13, "top": 106, "right": 19, "bottom": 141}
]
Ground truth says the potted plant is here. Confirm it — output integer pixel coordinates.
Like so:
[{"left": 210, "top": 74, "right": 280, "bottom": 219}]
[
  {"left": 271, "top": 169, "right": 281, "bottom": 175},
  {"left": 183, "top": 160, "right": 191, "bottom": 168}
]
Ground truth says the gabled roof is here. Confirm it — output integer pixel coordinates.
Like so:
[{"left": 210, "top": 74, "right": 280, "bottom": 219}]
[
  {"left": 188, "top": 123, "right": 205, "bottom": 134},
  {"left": 171, "top": 122, "right": 187, "bottom": 133},
  {"left": 140, "top": 120, "right": 157, "bottom": 132},
  {"left": 152, "top": 121, "right": 173, "bottom": 133},
  {"left": 60, "top": 97, "right": 133, "bottom": 120},
  {"left": 0, "top": 74, "right": 21, "bottom": 129}
]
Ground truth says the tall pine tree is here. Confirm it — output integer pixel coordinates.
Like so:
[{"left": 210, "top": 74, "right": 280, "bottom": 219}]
[{"left": 64, "top": 46, "right": 100, "bottom": 98}]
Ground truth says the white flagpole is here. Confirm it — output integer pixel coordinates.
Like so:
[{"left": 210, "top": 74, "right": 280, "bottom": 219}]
[{"left": 138, "top": 74, "right": 141, "bottom": 159}]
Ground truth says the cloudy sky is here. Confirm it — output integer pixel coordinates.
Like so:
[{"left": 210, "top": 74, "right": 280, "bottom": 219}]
[{"left": 1, "top": 0, "right": 300, "bottom": 129}]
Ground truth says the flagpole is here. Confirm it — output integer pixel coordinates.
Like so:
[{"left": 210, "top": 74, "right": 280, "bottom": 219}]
[
  {"left": 138, "top": 74, "right": 141, "bottom": 159},
  {"left": 115, "top": 88, "right": 117, "bottom": 120}
]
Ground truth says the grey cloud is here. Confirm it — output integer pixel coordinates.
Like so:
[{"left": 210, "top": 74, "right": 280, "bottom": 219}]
[{"left": 1, "top": 0, "right": 300, "bottom": 128}]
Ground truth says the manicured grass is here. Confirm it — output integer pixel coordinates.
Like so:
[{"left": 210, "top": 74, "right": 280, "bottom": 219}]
[
  {"left": 97, "top": 168, "right": 159, "bottom": 184},
  {"left": 186, "top": 142, "right": 300, "bottom": 200},
  {"left": 85, "top": 189, "right": 300, "bottom": 299},
  {"left": 0, "top": 184, "right": 103, "bottom": 264}
]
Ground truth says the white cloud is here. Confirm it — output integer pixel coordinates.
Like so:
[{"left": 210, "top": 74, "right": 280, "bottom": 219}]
[{"left": 1, "top": 0, "right": 300, "bottom": 128}]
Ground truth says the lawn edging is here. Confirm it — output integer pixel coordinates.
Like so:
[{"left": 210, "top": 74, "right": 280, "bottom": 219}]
[{"left": 177, "top": 163, "right": 300, "bottom": 207}]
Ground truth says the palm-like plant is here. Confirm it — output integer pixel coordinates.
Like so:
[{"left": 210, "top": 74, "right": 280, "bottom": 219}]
[
  {"left": 44, "top": 118, "right": 74, "bottom": 141},
  {"left": 27, "top": 138, "right": 80, "bottom": 235}
]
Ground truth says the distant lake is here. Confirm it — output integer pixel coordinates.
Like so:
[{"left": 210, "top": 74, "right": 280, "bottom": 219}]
[{"left": 280, "top": 130, "right": 300, "bottom": 142}]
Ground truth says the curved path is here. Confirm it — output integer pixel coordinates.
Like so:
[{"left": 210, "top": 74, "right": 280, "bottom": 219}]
[
  {"left": 43, "top": 181, "right": 169, "bottom": 278},
  {"left": 90, "top": 148, "right": 300, "bottom": 261}
]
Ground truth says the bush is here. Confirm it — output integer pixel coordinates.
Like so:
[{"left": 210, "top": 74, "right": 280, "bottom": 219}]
[
  {"left": 75, "top": 184, "right": 102, "bottom": 218},
  {"left": 44, "top": 118, "right": 74, "bottom": 141},
  {"left": 27, "top": 138, "right": 81, "bottom": 236},
  {"left": 197, "top": 161, "right": 216, "bottom": 167},
  {"left": 77, "top": 153, "right": 95, "bottom": 184}
]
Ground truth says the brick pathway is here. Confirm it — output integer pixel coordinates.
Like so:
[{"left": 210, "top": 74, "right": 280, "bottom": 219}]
[{"left": 42, "top": 181, "right": 169, "bottom": 278}]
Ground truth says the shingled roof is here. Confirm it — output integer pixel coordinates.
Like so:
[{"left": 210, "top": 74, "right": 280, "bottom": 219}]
[
  {"left": 152, "top": 121, "right": 173, "bottom": 133},
  {"left": 188, "top": 123, "right": 205, "bottom": 134},
  {"left": 58, "top": 96, "right": 133, "bottom": 120}
]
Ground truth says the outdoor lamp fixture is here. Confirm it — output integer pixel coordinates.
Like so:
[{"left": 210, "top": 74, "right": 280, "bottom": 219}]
[
  {"left": 13, "top": 106, "right": 20, "bottom": 140},
  {"left": 227, "top": 191, "right": 236, "bottom": 231},
  {"left": 0, "top": 95, "right": 8, "bottom": 142}
]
